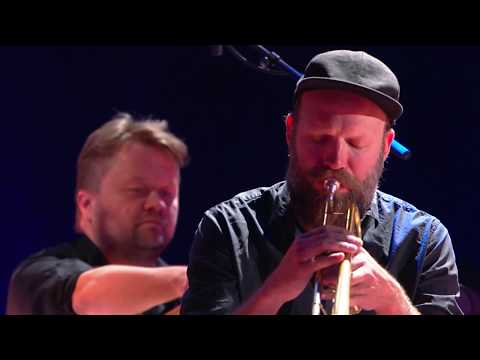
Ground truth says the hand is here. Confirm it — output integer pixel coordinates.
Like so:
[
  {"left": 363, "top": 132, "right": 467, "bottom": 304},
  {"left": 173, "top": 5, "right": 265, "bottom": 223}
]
[
  {"left": 263, "top": 225, "right": 363, "bottom": 305},
  {"left": 320, "top": 247, "right": 418, "bottom": 314}
]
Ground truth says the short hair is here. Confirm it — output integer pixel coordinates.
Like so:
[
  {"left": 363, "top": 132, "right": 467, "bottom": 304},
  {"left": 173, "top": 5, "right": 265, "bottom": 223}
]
[{"left": 75, "top": 112, "right": 189, "bottom": 231}]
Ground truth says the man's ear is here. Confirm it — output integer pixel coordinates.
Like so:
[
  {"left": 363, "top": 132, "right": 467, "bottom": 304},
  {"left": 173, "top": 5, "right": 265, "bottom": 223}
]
[
  {"left": 285, "top": 113, "right": 295, "bottom": 149},
  {"left": 76, "top": 190, "right": 96, "bottom": 224},
  {"left": 383, "top": 128, "right": 395, "bottom": 161}
]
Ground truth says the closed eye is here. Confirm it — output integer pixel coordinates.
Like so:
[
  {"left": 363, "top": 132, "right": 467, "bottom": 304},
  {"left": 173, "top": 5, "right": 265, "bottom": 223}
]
[
  {"left": 347, "top": 141, "right": 363, "bottom": 149},
  {"left": 347, "top": 138, "right": 367, "bottom": 149},
  {"left": 159, "top": 190, "right": 175, "bottom": 204},
  {"left": 309, "top": 135, "right": 329, "bottom": 145},
  {"left": 127, "top": 187, "right": 149, "bottom": 196}
]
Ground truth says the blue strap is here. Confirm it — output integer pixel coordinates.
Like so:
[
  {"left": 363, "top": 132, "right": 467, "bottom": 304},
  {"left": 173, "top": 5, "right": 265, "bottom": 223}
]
[
  {"left": 416, "top": 221, "right": 432, "bottom": 273},
  {"left": 388, "top": 215, "right": 431, "bottom": 270}
]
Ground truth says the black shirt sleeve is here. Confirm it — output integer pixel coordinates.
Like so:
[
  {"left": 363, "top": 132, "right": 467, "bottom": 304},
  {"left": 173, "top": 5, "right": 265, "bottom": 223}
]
[
  {"left": 414, "top": 220, "right": 463, "bottom": 315},
  {"left": 181, "top": 213, "right": 241, "bottom": 314},
  {"left": 6, "top": 255, "right": 92, "bottom": 315}
]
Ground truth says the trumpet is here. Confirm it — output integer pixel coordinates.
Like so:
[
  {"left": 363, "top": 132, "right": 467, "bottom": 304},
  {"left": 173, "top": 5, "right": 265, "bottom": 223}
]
[{"left": 312, "top": 178, "right": 362, "bottom": 315}]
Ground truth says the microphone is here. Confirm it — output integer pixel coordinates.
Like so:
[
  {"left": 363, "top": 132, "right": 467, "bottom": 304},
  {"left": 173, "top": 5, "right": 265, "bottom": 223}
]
[{"left": 209, "top": 45, "right": 223, "bottom": 56}]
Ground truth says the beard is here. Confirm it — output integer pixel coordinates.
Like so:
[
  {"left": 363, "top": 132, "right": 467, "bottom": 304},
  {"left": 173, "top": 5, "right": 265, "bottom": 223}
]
[
  {"left": 92, "top": 204, "right": 171, "bottom": 264},
  {"left": 286, "top": 143, "right": 385, "bottom": 230}
]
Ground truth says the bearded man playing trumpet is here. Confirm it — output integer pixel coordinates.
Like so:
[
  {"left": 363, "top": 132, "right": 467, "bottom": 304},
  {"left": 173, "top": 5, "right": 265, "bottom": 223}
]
[{"left": 181, "top": 50, "right": 462, "bottom": 315}]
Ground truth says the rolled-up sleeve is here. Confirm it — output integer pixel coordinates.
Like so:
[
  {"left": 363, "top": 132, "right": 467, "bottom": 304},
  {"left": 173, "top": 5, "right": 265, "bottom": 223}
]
[{"left": 7, "top": 256, "right": 92, "bottom": 315}]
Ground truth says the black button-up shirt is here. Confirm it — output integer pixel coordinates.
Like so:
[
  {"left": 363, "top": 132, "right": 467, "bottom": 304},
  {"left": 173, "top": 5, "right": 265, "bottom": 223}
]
[
  {"left": 181, "top": 181, "right": 462, "bottom": 315},
  {"left": 7, "top": 236, "right": 179, "bottom": 315}
]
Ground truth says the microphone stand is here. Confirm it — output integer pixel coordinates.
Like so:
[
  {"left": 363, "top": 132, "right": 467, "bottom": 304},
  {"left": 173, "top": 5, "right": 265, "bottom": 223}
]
[{"left": 219, "top": 45, "right": 412, "bottom": 160}]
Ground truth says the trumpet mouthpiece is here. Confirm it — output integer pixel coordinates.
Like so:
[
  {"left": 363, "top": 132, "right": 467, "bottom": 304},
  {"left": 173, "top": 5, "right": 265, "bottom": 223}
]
[{"left": 324, "top": 178, "right": 340, "bottom": 192}]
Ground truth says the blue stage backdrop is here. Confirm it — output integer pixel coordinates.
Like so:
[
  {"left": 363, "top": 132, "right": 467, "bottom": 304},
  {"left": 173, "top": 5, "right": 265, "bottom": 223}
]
[{"left": 1, "top": 45, "right": 479, "bottom": 314}]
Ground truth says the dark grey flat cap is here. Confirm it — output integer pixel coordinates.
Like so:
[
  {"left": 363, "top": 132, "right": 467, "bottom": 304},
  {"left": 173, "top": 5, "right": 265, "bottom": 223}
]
[{"left": 294, "top": 50, "right": 403, "bottom": 125}]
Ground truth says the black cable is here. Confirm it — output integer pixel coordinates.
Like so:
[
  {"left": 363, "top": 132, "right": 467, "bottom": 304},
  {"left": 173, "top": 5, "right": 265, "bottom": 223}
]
[{"left": 225, "top": 45, "right": 289, "bottom": 77}]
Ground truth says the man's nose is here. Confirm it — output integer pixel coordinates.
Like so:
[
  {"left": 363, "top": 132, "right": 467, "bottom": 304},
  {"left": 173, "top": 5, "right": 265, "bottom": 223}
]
[
  {"left": 322, "top": 139, "right": 347, "bottom": 170},
  {"left": 144, "top": 191, "right": 167, "bottom": 213}
]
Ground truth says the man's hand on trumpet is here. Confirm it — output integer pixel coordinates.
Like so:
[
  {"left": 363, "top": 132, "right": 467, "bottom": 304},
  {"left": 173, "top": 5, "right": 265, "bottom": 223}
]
[
  {"left": 319, "top": 242, "right": 421, "bottom": 315},
  {"left": 264, "top": 226, "right": 363, "bottom": 303},
  {"left": 233, "top": 225, "right": 362, "bottom": 315}
]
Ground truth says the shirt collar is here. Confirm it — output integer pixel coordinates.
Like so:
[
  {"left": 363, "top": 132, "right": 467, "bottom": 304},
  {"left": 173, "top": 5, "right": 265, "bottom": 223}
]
[
  {"left": 363, "top": 190, "right": 381, "bottom": 226},
  {"left": 78, "top": 235, "right": 167, "bottom": 267}
]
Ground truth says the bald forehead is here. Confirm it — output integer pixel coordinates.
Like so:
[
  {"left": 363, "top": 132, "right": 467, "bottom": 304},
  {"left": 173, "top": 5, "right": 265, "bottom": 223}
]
[{"left": 298, "top": 89, "right": 388, "bottom": 122}]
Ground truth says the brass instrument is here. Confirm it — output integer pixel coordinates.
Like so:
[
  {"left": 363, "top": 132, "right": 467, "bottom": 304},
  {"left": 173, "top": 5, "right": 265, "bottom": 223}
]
[{"left": 312, "top": 178, "right": 362, "bottom": 315}]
